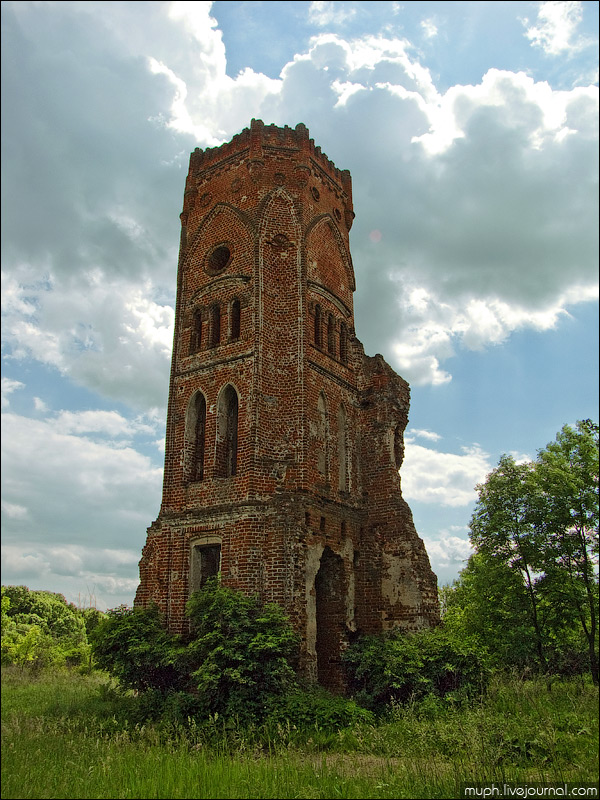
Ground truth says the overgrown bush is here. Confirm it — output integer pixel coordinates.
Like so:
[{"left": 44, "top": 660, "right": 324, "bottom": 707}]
[
  {"left": 184, "top": 579, "right": 300, "bottom": 722},
  {"left": 90, "top": 604, "right": 188, "bottom": 693},
  {"left": 343, "top": 624, "right": 491, "bottom": 712},
  {"left": 90, "top": 580, "right": 301, "bottom": 724},
  {"left": 266, "top": 685, "right": 374, "bottom": 732}
]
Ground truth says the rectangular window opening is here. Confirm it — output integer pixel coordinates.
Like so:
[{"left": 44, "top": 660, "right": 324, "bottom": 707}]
[{"left": 190, "top": 544, "right": 221, "bottom": 594}]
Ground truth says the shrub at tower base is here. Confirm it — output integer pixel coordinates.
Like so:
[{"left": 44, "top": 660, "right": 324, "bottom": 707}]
[
  {"left": 91, "top": 578, "right": 301, "bottom": 724},
  {"left": 184, "top": 578, "right": 299, "bottom": 720},
  {"left": 91, "top": 577, "right": 489, "bottom": 728},
  {"left": 342, "top": 626, "right": 491, "bottom": 713}
]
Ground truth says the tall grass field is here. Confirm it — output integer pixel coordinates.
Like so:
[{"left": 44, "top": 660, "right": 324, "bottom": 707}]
[{"left": 2, "top": 667, "right": 598, "bottom": 799}]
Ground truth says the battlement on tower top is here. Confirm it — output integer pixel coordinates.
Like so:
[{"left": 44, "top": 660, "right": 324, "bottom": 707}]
[{"left": 188, "top": 119, "right": 352, "bottom": 197}]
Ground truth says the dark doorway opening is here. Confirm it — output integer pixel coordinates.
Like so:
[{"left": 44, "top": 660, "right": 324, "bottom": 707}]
[{"left": 315, "top": 546, "right": 345, "bottom": 691}]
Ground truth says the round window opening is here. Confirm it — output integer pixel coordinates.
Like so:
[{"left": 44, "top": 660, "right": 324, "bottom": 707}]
[{"left": 207, "top": 245, "right": 232, "bottom": 274}]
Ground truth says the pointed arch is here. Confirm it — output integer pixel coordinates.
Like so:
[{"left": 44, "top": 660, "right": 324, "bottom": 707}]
[
  {"left": 216, "top": 384, "right": 239, "bottom": 477},
  {"left": 184, "top": 390, "right": 207, "bottom": 483},
  {"left": 209, "top": 303, "right": 221, "bottom": 347},
  {"left": 256, "top": 186, "right": 302, "bottom": 236},
  {"left": 304, "top": 214, "right": 356, "bottom": 293},
  {"left": 190, "top": 307, "right": 203, "bottom": 354},
  {"left": 183, "top": 202, "right": 256, "bottom": 273},
  {"left": 339, "top": 320, "right": 348, "bottom": 364},
  {"left": 315, "top": 546, "right": 345, "bottom": 689},
  {"left": 230, "top": 298, "right": 241, "bottom": 341}
]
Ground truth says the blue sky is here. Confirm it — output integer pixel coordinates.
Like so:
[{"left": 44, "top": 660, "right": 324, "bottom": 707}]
[{"left": 1, "top": 1, "right": 598, "bottom": 609}]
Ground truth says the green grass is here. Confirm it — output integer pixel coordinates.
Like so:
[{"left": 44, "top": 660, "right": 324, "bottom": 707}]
[{"left": 2, "top": 668, "right": 598, "bottom": 799}]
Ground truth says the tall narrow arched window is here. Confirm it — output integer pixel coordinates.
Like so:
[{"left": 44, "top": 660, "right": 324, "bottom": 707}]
[
  {"left": 327, "top": 313, "right": 335, "bottom": 355},
  {"left": 339, "top": 321, "right": 348, "bottom": 364},
  {"left": 190, "top": 309, "right": 203, "bottom": 354},
  {"left": 230, "top": 299, "right": 241, "bottom": 341},
  {"left": 337, "top": 403, "right": 348, "bottom": 491},
  {"left": 317, "top": 391, "right": 328, "bottom": 477},
  {"left": 184, "top": 391, "right": 206, "bottom": 483},
  {"left": 210, "top": 304, "right": 221, "bottom": 347},
  {"left": 314, "top": 304, "right": 322, "bottom": 348},
  {"left": 216, "top": 385, "right": 239, "bottom": 477}
]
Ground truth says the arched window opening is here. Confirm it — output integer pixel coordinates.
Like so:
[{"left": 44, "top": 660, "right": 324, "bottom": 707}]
[
  {"left": 210, "top": 304, "right": 221, "bottom": 347},
  {"left": 216, "top": 385, "right": 239, "bottom": 478},
  {"left": 230, "top": 299, "right": 241, "bottom": 341},
  {"left": 339, "top": 321, "right": 348, "bottom": 364},
  {"left": 317, "top": 391, "right": 328, "bottom": 477},
  {"left": 327, "top": 313, "right": 335, "bottom": 355},
  {"left": 184, "top": 391, "right": 206, "bottom": 484},
  {"left": 314, "top": 304, "right": 322, "bottom": 348},
  {"left": 337, "top": 404, "right": 348, "bottom": 492},
  {"left": 190, "top": 309, "right": 203, "bottom": 354}
]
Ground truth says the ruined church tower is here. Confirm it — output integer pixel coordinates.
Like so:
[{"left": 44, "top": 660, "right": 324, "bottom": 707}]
[{"left": 135, "top": 120, "right": 439, "bottom": 688}]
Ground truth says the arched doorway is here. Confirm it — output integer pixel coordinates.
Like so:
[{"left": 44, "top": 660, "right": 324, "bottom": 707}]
[{"left": 315, "top": 546, "right": 345, "bottom": 690}]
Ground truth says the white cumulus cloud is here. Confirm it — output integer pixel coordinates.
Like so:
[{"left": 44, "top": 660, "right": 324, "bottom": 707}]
[
  {"left": 523, "top": 1, "right": 588, "bottom": 56},
  {"left": 402, "top": 441, "right": 492, "bottom": 507}
]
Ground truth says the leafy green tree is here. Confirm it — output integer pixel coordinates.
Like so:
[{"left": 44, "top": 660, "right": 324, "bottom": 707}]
[
  {"left": 442, "top": 552, "right": 538, "bottom": 671},
  {"left": 90, "top": 581, "right": 300, "bottom": 723},
  {"left": 463, "top": 421, "right": 598, "bottom": 681},
  {"left": 470, "top": 455, "right": 547, "bottom": 669},
  {"left": 534, "top": 420, "right": 599, "bottom": 684},
  {"left": 7, "top": 624, "right": 46, "bottom": 668},
  {"left": 2, "top": 585, "right": 86, "bottom": 643},
  {"left": 1, "top": 590, "right": 20, "bottom": 666},
  {"left": 185, "top": 578, "right": 299, "bottom": 721},
  {"left": 81, "top": 607, "right": 105, "bottom": 637},
  {"left": 1, "top": 585, "right": 89, "bottom": 668}
]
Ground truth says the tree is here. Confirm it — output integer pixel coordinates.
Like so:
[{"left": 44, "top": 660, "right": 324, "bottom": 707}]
[
  {"left": 1, "top": 585, "right": 87, "bottom": 642},
  {"left": 90, "top": 581, "right": 300, "bottom": 723},
  {"left": 442, "top": 552, "right": 538, "bottom": 671},
  {"left": 534, "top": 420, "right": 599, "bottom": 684},
  {"left": 465, "top": 421, "right": 599, "bottom": 682},
  {"left": 1, "top": 585, "right": 89, "bottom": 668},
  {"left": 469, "top": 455, "right": 547, "bottom": 669},
  {"left": 343, "top": 624, "right": 490, "bottom": 711}
]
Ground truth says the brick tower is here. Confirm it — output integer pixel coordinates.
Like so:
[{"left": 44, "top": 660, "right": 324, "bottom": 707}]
[{"left": 135, "top": 120, "right": 439, "bottom": 688}]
